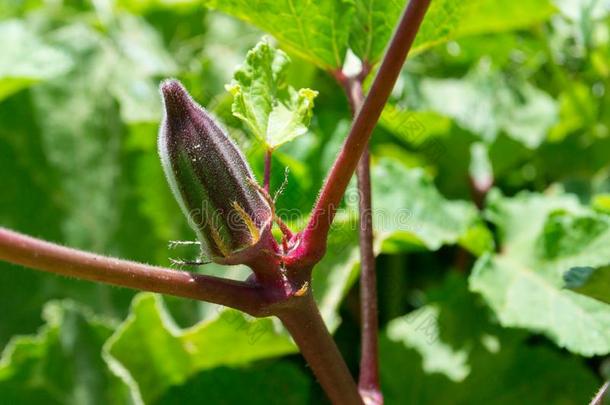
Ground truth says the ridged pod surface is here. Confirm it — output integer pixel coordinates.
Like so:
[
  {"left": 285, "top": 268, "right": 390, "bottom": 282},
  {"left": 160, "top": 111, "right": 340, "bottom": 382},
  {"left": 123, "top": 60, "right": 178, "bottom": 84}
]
[{"left": 159, "top": 79, "right": 272, "bottom": 263}]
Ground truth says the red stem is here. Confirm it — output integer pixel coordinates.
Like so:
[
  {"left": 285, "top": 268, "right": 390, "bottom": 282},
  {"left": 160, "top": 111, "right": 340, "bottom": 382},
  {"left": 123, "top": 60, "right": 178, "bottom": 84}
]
[
  {"left": 277, "top": 293, "right": 363, "bottom": 405},
  {"left": 0, "top": 227, "right": 268, "bottom": 316},
  {"left": 263, "top": 148, "right": 272, "bottom": 193},
  {"left": 295, "top": 0, "right": 432, "bottom": 263},
  {"left": 356, "top": 148, "right": 381, "bottom": 404},
  {"left": 338, "top": 73, "right": 382, "bottom": 403}
]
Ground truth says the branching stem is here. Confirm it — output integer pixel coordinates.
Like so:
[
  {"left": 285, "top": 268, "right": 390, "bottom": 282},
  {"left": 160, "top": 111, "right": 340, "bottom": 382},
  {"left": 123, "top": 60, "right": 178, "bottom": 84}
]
[{"left": 295, "top": 0, "right": 432, "bottom": 264}]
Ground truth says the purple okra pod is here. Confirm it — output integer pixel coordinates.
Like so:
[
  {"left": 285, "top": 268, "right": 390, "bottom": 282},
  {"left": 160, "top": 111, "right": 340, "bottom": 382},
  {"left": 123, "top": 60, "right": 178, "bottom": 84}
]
[{"left": 159, "top": 79, "right": 273, "bottom": 265}]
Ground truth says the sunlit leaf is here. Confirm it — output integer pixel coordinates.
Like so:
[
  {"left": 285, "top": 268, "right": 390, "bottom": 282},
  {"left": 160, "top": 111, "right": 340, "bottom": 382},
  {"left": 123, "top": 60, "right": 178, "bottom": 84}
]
[
  {"left": 470, "top": 190, "right": 610, "bottom": 355},
  {"left": 420, "top": 60, "right": 558, "bottom": 148},
  {"left": 350, "top": 0, "right": 555, "bottom": 64},
  {"left": 382, "top": 275, "right": 599, "bottom": 404},
  {"left": 226, "top": 40, "right": 318, "bottom": 148}
]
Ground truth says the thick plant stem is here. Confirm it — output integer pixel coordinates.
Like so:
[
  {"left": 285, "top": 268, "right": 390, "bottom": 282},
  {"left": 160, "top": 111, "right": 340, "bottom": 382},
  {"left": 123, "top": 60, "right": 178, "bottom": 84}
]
[
  {"left": 0, "top": 227, "right": 268, "bottom": 316},
  {"left": 277, "top": 293, "right": 363, "bottom": 405},
  {"left": 296, "top": 0, "right": 432, "bottom": 263}
]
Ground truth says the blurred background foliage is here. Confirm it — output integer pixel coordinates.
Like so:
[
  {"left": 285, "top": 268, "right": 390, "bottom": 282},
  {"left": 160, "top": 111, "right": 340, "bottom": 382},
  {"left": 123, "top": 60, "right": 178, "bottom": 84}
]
[{"left": 1, "top": 0, "right": 610, "bottom": 403}]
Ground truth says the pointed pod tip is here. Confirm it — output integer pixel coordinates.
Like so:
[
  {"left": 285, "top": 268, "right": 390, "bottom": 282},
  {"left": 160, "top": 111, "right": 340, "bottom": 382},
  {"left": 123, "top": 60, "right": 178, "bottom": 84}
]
[
  {"left": 160, "top": 78, "right": 185, "bottom": 98},
  {"left": 160, "top": 79, "right": 192, "bottom": 120}
]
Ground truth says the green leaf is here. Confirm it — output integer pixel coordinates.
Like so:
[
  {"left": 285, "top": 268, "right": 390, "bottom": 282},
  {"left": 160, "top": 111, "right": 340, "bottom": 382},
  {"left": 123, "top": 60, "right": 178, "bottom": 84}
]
[
  {"left": 202, "top": 0, "right": 354, "bottom": 69},
  {"left": 226, "top": 40, "right": 318, "bottom": 148},
  {"left": 381, "top": 275, "right": 599, "bottom": 404},
  {"left": 350, "top": 0, "right": 554, "bottom": 64},
  {"left": 0, "top": 301, "right": 132, "bottom": 405},
  {"left": 350, "top": 0, "right": 461, "bottom": 64},
  {"left": 548, "top": 82, "right": 597, "bottom": 142},
  {"left": 0, "top": 21, "right": 139, "bottom": 321},
  {"left": 458, "top": 221, "right": 495, "bottom": 257},
  {"left": 156, "top": 362, "right": 311, "bottom": 405},
  {"left": 537, "top": 211, "right": 610, "bottom": 270},
  {"left": 455, "top": 0, "right": 556, "bottom": 37},
  {"left": 378, "top": 106, "right": 452, "bottom": 149},
  {"left": 470, "top": 190, "right": 610, "bottom": 355},
  {"left": 420, "top": 60, "right": 558, "bottom": 148},
  {"left": 386, "top": 305, "right": 470, "bottom": 382},
  {"left": 104, "top": 294, "right": 295, "bottom": 404},
  {"left": 565, "top": 266, "right": 610, "bottom": 305},
  {"left": 371, "top": 159, "right": 480, "bottom": 252},
  {"left": 0, "top": 20, "right": 72, "bottom": 101},
  {"left": 471, "top": 254, "right": 610, "bottom": 356}
]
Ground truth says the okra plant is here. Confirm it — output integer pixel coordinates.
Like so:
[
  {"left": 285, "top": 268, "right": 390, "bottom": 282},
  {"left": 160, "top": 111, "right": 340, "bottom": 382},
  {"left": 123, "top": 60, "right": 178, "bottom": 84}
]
[
  {"left": 1, "top": 0, "right": 610, "bottom": 404},
  {"left": 0, "top": 2, "right": 429, "bottom": 403}
]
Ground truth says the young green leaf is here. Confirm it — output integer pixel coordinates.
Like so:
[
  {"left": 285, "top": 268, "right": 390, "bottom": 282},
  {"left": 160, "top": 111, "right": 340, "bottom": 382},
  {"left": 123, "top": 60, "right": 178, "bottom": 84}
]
[{"left": 226, "top": 40, "right": 318, "bottom": 149}]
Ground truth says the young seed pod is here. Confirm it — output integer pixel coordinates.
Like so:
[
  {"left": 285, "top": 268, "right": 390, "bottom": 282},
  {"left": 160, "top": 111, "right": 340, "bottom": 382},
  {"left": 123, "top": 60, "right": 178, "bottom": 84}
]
[{"left": 159, "top": 79, "right": 272, "bottom": 264}]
